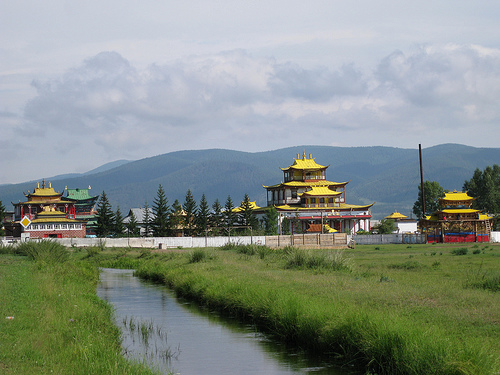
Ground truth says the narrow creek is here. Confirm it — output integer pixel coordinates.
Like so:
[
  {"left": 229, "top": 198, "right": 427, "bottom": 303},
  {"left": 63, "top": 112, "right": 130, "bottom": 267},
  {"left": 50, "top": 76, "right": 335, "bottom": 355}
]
[{"left": 97, "top": 268, "right": 355, "bottom": 375}]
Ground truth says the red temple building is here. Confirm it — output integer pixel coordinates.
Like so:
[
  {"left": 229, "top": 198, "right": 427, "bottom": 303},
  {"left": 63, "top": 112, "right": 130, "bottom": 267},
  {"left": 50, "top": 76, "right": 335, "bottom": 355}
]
[
  {"left": 9, "top": 180, "right": 86, "bottom": 238},
  {"left": 262, "top": 151, "right": 374, "bottom": 234},
  {"left": 420, "top": 190, "right": 493, "bottom": 243}
]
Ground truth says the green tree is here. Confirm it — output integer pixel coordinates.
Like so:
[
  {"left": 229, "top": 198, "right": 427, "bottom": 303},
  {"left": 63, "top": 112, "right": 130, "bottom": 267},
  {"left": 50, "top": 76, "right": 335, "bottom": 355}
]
[
  {"left": 113, "top": 206, "right": 125, "bottom": 237},
  {"left": 211, "top": 199, "right": 223, "bottom": 236},
  {"left": 170, "top": 199, "right": 183, "bottom": 235},
  {"left": 463, "top": 164, "right": 500, "bottom": 214},
  {"left": 239, "top": 193, "right": 258, "bottom": 231},
  {"left": 413, "top": 181, "right": 445, "bottom": 218},
  {"left": 224, "top": 195, "right": 236, "bottom": 233},
  {"left": 197, "top": 194, "right": 210, "bottom": 235},
  {"left": 152, "top": 185, "right": 170, "bottom": 237},
  {"left": 125, "top": 210, "right": 139, "bottom": 237},
  {"left": 0, "top": 200, "right": 6, "bottom": 236},
  {"left": 183, "top": 189, "right": 198, "bottom": 236},
  {"left": 142, "top": 201, "right": 152, "bottom": 237},
  {"left": 95, "top": 191, "right": 115, "bottom": 237},
  {"left": 264, "top": 206, "right": 279, "bottom": 235},
  {"left": 371, "top": 218, "right": 396, "bottom": 234}
]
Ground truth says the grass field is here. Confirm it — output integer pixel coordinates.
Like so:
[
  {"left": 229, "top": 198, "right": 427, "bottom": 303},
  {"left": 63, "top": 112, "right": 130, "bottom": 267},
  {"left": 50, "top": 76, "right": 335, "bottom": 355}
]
[
  {"left": 0, "top": 241, "right": 498, "bottom": 374},
  {"left": 130, "top": 242, "right": 500, "bottom": 374}
]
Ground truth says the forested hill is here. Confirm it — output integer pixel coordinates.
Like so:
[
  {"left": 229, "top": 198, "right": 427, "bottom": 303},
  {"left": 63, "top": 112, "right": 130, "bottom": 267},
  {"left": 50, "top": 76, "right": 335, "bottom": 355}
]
[{"left": 1, "top": 144, "right": 499, "bottom": 219}]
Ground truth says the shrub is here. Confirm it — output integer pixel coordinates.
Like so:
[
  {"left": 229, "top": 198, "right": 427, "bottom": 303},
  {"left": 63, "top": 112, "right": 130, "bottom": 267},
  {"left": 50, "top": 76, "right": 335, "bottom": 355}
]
[
  {"left": 451, "top": 247, "right": 468, "bottom": 256},
  {"left": 189, "top": 249, "right": 209, "bottom": 263}
]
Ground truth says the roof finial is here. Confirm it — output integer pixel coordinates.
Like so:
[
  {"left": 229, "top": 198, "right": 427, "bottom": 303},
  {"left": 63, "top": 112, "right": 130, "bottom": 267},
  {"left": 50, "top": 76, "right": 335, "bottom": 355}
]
[
  {"left": 42, "top": 179, "right": 46, "bottom": 188},
  {"left": 302, "top": 150, "right": 306, "bottom": 159}
]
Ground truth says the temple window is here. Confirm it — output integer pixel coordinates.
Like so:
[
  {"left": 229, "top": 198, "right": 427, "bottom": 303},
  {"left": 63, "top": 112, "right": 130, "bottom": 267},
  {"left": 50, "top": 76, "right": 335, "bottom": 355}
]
[{"left": 46, "top": 224, "right": 52, "bottom": 229}]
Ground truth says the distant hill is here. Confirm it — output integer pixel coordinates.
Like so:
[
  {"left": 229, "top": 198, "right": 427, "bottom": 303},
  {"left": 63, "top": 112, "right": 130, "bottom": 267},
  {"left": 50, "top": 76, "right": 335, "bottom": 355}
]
[{"left": 1, "top": 144, "right": 499, "bottom": 219}]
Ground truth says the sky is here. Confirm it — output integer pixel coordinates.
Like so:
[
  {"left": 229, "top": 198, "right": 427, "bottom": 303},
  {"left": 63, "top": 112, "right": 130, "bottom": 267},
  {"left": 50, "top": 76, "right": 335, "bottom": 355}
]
[{"left": 2, "top": 1, "right": 500, "bottom": 184}]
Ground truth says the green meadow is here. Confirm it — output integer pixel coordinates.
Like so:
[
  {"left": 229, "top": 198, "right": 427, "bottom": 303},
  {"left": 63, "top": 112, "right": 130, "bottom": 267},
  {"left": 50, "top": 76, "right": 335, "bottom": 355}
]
[{"left": 1, "top": 241, "right": 499, "bottom": 374}]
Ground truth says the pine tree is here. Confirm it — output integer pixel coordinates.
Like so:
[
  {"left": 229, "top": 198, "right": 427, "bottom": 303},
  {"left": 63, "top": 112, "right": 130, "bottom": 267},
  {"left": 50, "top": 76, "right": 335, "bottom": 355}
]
[
  {"left": 264, "top": 206, "right": 279, "bottom": 235},
  {"left": 126, "top": 210, "right": 139, "bottom": 237},
  {"left": 170, "top": 199, "right": 183, "bottom": 236},
  {"left": 96, "top": 191, "right": 115, "bottom": 237},
  {"left": 224, "top": 195, "right": 236, "bottom": 234},
  {"left": 152, "top": 185, "right": 170, "bottom": 237},
  {"left": 142, "top": 201, "right": 152, "bottom": 237},
  {"left": 197, "top": 194, "right": 210, "bottom": 235},
  {"left": 239, "top": 193, "right": 258, "bottom": 231},
  {"left": 113, "top": 206, "right": 125, "bottom": 237},
  {"left": 183, "top": 189, "right": 198, "bottom": 236},
  {"left": 211, "top": 199, "right": 223, "bottom": 236}
]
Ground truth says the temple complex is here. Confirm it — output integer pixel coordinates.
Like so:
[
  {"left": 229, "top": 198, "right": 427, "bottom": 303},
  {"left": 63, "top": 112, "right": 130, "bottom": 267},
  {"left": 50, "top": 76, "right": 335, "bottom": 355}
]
[
  {"left": 9, "top": 180, "right": 86, "bottom": 238},
  {"left": 420, "top": 190, "right": 493, "bottom": 243},
  {"left": 262, "top": 151, "right": 374, "bottom": 234}
]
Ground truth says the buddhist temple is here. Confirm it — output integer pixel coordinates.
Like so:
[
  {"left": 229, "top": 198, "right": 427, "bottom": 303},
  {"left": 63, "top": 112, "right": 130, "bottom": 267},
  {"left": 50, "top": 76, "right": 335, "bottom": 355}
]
[
  {"left": 420, "top": 190, "right": 493, "bottom": 243},
  {"left": 262, "top": 151, "right": 374, "bottom": 234},
  {"left": 9, "top": 180, "right": 87, "bottom": 238},
  {"left": 62, "top": 187, "right": 99, "bottom": 235}
]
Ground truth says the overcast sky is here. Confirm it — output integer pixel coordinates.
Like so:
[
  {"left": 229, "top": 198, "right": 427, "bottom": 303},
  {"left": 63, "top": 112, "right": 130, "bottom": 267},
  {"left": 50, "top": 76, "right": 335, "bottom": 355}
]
[{"left": 2, "top": 1, "right": 500, "bottom": 184}]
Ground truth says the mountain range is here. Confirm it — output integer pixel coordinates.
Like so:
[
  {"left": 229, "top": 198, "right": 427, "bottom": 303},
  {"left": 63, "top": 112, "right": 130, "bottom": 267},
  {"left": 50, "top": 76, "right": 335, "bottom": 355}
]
[{"left": 1, "top": 144, "right": 499, "bottom": 219}]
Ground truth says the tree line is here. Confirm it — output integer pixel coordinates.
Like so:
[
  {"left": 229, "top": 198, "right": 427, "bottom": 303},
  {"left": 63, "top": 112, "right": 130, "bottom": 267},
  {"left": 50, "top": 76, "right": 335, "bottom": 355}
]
[{"left": 94, "top": 185, "right": 279, "bottom": 238}]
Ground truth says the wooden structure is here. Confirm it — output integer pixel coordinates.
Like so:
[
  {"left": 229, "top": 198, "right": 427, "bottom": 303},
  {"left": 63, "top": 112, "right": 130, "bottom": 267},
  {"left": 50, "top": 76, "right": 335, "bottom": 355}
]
[
  {"left": 262, "top": 151, "right": 374, "bottom": 234},
  {"left": 420, "top": 190, "right": 493, "bottom": 243}
]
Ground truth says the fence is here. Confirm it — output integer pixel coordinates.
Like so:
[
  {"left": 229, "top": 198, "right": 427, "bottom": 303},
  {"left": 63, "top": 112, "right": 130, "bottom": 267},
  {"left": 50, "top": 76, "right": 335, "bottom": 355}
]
[
  {"left": 351, "top": 233, "right": 426, "bottom": 245},
  {"left": 266, "top": 233, "right": 348, "bottom": 248}
]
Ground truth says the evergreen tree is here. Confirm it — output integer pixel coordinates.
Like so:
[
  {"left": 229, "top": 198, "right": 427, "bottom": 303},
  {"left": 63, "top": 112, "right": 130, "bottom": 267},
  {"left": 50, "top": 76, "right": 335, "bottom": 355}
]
[
  {"left": 0, "top": 200, "right": 6, "bottom": 236},
  {"left": 211, "top": 199, "right": 223, "bottom": 236},
  {"left": 113, "top": 206, "right": 125, "bottom": 237},
  {"left": 413, "top": 181, "right": 445, "bottom": 218},
  {"left": 239, "top": 193, "right": 258, "bottom": 231},
  {"left": 170, "top": 199, "right": 183, "bottom": 235},
  {"left": 183, "top": 189, "right": 198, "bottom": 236},
  {"left": 224, "top": 195, "right": 236, "bottom": 233},
  {"left": 95, "top": 191, "right": 115, "bottom": 237},
  {"left": 264, "top": 206, "right": 279, "bottom": 235},
  {"left": 143, "top": 201, "right": 152, "bottom": 237},
  {"left": 197, "top": 193, "right": 210, "bottom": 235},
  {"left": 125, "top": 210, "right": 139, "bottom": 237},
  {"left": 152, "top": 185, "right": 170, "bottom": 236}
]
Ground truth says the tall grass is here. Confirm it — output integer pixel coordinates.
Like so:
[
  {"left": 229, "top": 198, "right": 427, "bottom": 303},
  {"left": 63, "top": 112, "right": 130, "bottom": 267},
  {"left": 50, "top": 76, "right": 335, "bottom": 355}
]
[
  {"left": 130, "top": 244, "right": 499, "bottom": 374},
  {"left": 15, "top": 240, "right": 70, "bottom": 263},
  {"left": 0, "top": 255, "right": 159, "bottom": 374}
]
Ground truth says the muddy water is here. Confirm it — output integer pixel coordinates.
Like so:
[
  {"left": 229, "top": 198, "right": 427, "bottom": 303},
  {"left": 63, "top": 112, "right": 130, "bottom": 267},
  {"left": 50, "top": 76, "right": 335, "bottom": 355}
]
[{"left": 97, "top": 268, "right": 354, "bottom": 375}]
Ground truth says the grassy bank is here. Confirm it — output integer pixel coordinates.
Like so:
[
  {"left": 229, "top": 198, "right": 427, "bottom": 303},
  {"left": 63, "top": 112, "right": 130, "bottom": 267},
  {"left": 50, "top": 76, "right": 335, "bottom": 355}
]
[
  {"left": 0, "top": 243, "right": 159, "bottom": 375},
  {"left": 129, "top": 243, "right": 500, "bottom": 374}
]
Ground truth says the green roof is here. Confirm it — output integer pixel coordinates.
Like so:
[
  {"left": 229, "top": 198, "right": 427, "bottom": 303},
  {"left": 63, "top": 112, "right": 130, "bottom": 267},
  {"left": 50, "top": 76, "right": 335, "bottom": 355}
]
[{"left": 65, "top": 188, "right": 98, "bottom": 201}]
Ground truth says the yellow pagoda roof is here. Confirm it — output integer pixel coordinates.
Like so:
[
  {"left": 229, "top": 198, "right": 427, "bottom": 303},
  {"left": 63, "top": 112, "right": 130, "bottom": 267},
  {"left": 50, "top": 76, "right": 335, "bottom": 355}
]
[
  {"left": 441, "top": 209, "right": 480, "bottom": 214},
  {"left": 299, "top": 186, "right": 342, "bottom": 197},
  {"left": 440, "top": 190, "right": 474, "bottom": 202},
  {"left": 263, "top": 180, "right": 348, "bottom": 189},
  {"left": 385, "top": 211, "right": 408, "bottom": 220},
  {"left": 280, "top": 151, "right": 328, "bottom": 171},
  {"left": 323, "top": 224, "right": 337, "bottom": 233},
  {"left": 275, "top": 202, "right": 374, "bottom": 211},
  {"left": 31, "top": 217, "right": 82, "bottom": 223},
  {"left": 232, "top": 201, "right": 260, "bottom": 213}
]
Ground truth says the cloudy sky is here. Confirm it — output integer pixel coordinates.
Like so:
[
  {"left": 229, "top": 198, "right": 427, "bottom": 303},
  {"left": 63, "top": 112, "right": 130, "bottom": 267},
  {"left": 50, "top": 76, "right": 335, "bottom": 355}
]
[{"left": 2, "top": 1, "right": 500, "bottom": 184}]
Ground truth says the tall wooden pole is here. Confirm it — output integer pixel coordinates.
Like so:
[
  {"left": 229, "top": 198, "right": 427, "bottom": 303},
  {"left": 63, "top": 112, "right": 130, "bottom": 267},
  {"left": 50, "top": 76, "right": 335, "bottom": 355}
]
[{"left": 419, "top": 144, "right": 426, "bottom": 218}]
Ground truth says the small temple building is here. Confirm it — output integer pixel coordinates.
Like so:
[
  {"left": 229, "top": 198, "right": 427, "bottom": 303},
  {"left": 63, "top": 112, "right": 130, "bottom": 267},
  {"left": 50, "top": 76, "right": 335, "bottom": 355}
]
[
  {"left": 9, "top": 180, "right": 87, "bottom": 238},
  {"left": 262, "top": 151, "right": 374, "bottom": 234},
  {"left": 420, "top": 190, "right": 493, "bottom": 243},
  {"left": 62, "top": 187, "right": 99, "bottom": 235}
]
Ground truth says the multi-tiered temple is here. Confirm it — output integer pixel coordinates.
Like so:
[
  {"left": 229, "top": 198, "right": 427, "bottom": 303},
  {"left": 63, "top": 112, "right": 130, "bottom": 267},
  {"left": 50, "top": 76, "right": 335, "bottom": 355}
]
[
  {"left": 263, "top": 151, "right": 374, "bottom": 234},
  {"left": 420, "top": 190, "right": 493, "bottom": 243},
  {"left": 10, "top": 180, "right": 86, "bottom": 238}
]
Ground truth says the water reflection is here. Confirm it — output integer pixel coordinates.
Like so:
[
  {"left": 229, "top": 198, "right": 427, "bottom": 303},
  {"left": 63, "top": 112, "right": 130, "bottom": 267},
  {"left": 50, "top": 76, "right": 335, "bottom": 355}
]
[{"left": 97, "top": 268, "right": 352, "bottom": 375}]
